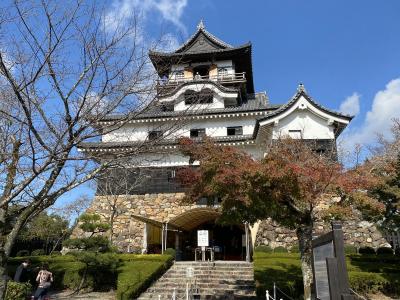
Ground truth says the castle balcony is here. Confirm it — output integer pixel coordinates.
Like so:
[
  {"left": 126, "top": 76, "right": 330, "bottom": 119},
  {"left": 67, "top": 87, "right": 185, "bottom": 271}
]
[{"left": 156, "top": 72, "right": 246, "bottom": 96}]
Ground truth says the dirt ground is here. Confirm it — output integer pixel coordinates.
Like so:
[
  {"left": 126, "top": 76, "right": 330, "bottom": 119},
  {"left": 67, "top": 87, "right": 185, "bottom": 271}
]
[{"left": 48, "top": 290, "right": 116, "bottom": 300}]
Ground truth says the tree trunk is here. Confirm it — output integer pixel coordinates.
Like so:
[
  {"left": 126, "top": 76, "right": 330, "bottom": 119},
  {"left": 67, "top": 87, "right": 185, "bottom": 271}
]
[
  {"left": 296, "top": 223, "right": 314, "bottom": 300},
  {"left": 0, "top": 247, "right": 8, "bottom": 300}
]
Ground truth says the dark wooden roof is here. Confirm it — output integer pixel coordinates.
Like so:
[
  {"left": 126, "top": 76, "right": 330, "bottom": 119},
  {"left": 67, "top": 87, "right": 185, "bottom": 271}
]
[{"left": 149, "top": 22, "right": 255, "bottom": 93}]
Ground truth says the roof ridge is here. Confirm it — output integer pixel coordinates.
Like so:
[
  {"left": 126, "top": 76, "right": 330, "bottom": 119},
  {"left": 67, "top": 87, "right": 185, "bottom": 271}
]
[{"left": 173, "top": 21, "right": 232, "bottom": 53}]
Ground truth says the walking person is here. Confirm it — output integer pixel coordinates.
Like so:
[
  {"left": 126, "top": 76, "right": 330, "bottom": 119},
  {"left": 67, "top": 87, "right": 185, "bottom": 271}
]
[
  {"left": 33, "top": 263, "right": 53, "bottom": 300},
  {"left": 14, "top": 259, "right": 31, "bottom": 282}
]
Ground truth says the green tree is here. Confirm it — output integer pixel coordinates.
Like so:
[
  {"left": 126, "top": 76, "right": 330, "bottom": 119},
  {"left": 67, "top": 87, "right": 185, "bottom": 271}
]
[
  {"left": 178, "top": 137, "right": 383, "bottom": 300},
  {"left": 18, "top": 212, "right": 69, "bottom": 254},
  {"left": 370, "top": 120, "right": 400, "bottom": 231},
  {"left": 63, "top": 213, "right": 116, "bottom": 292}
]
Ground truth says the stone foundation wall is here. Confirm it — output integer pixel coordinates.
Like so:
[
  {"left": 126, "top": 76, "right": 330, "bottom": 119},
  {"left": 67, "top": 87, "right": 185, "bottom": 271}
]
[
  {"left": 72, "top": 192, "right": 391, "bottom": 253},
  {"left": 255, "top": 218, "right": 390, "bottom": 250},
  {"left": 72, "top": 193, "right": 200, "bottom": 252}
]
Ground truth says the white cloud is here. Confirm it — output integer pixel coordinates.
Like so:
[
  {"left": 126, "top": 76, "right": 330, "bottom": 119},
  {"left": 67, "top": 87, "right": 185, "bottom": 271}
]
[
  {"left": 105, "top": 0, "right": 188, "bottom": 34},
  {"left": 154, "top": 0, "right": 188, "bottom": 32},
  {"left": 340, "top": 78, "right": 400, "bottom": 150},
  {"left": 339, "top": 92, "right": 360, "bottom": 116}
]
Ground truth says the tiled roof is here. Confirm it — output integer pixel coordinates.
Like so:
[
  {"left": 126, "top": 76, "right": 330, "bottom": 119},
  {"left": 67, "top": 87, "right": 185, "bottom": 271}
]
[
  {"left": 257, "top": 86, "right": 353, "bottom": 122},
  {"left": 149, "top": 43, "right": 251, "bottom": 58},
  {"left": 99, "top": 94, "right": 280, "bottom": 122},
  {"left": 174, "top": 21, "right": 233, "bottom": 53},
  {"left": 79, "top": 134, "right": 256, "bottom": 151}
]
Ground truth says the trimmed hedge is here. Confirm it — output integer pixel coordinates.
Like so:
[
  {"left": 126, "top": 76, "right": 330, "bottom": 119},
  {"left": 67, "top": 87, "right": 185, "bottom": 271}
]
[
  {"left": 31, "top": 249, "right": 46, "bottom": 256},
  {"left": 254, "top": 251, "right": 400, "bottom": 299},
  {"left": 5, "top": 281, "right": 32, "bottom": 300},
  {"left": 273, "top": 246, "right": 288, "bottom": 253},
  {"left": 116, "top": 254, "right": 173, "bottom": 300},
  {"left": 359, "top": 246, "right": 375, "bottom": 254},
  {"left": 15, "top": 250, "right": 30, "bottom": 257},
  {"left": 7, "top": 254, "right": 173, "bottom": 298},
  {"left": 254, "top": 245, "right": 273, "bottom": 253},
  {"left": 348, "top": 272, "right": 388, "bottom": 294},
  {"left": 164, "top": 248, "right": 176, "bottom": 257},
  {"left": 377, "top": 247, "right": 394, "bottom": 255},
  {"left": 344, "top": 245, "right": 358, "bottom": 254}
]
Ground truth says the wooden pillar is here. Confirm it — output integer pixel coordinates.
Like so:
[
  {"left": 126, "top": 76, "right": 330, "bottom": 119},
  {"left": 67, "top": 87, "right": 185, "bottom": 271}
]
[
  {"left": 245, "top": 222, "right": 250, "bottom": 262},
  {"left": 161, "top": 223, "right": 164, "bottom": 254}
]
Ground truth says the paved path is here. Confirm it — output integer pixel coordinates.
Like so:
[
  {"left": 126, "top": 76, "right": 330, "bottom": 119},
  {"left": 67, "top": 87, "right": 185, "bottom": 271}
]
[{"left": 49, "top": 290, "right": 115, "bottom": 300}]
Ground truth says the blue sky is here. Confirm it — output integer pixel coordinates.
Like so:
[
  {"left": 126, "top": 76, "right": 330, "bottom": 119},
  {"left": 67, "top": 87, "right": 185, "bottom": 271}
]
[{"left": 55, "top": 0, "right": 400, "bottom": 212}]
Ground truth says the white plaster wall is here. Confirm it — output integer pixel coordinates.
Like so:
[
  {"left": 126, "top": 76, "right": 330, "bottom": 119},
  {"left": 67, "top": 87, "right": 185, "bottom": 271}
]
[
  {"left": 130, "top": 144, "right": 263, "bottom": 167},
  {"left": 102, "top": 116, "right": 257, "bottom": 143},
  {"left": 272, "top": 110, "right": 335, "bottom": 140},
  {"left": 160, "top": 83, "right": 238, "bottom": 105}
]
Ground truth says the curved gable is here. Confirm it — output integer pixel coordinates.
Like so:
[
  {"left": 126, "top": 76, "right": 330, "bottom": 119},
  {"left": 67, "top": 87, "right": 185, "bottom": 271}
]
[{"left": 258, "top": 87, "right": 353, "bottom": 138}]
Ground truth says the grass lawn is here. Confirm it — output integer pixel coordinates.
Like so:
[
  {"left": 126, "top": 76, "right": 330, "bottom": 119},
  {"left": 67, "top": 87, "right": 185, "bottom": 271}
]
[{"left": 253, "top": 252, "right": 400, "bottom": 300}]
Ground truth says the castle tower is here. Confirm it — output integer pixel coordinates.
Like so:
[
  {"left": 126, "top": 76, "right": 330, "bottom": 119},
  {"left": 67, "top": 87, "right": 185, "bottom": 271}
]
[{"left": 78, "top": 22, "right": 353, "bottom": 258}]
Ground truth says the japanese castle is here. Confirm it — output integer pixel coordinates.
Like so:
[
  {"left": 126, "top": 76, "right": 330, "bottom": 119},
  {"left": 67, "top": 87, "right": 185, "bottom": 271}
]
[{"left": 78, "top": 21, "right": 352, "bottom": 260}]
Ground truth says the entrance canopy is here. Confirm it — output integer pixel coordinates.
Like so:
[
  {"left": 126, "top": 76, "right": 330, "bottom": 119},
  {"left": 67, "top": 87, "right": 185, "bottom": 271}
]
[
  {"left": 131, "top": 207, "right": 222, "bottom": 232},
  {"left": 169, "top": 208, "right": 221, "bottom": 231}
]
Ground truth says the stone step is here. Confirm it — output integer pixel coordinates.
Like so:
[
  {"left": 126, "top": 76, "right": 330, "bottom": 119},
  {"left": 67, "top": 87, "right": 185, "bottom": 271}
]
[
  {"left": 138, "top": 261, "right": 256, "bottom": 300},
  {"left": 155, "top": 277, "right": 255, "bottom": 284},
  {"left": 146, "top": 284, "right": 255, "bottom": 292}
]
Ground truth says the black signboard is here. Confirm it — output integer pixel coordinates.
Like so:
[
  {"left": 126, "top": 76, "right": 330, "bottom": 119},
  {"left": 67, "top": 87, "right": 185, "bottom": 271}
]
[{"left": 312, "top": 222, "right": 354, "bottom": 300}]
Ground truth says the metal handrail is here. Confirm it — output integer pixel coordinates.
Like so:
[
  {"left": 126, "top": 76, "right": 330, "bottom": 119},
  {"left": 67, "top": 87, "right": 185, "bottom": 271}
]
[{"left": 157, "top": 72, "right": 246, "bottom": 86}]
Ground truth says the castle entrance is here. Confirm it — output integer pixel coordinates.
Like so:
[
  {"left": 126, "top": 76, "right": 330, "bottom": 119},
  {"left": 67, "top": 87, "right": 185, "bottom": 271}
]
[{"left": 163, "top": 208, "right": 251, "bottom": 261}]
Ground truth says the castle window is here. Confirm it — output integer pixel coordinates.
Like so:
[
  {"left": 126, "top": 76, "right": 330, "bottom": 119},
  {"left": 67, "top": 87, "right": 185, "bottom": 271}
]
[
  {"left": 218, "top": 67, "right": 228, "bottom": 77},
  {"left": 184, "top": 88, "right": 213, "bottom": 105},
  {"left": 148, "top": 130, "right": 163, "bottom": 141},
  {"left": 288, "top": 129, "right": 302, "bottom": 139},
  {"left": 161, "top": 103, "right": 174, "bottom": 112},
  {"left": 168, "top": 169, "right": 176, "bottom": 181},
  {"left": 174, "top": 70, "right": 184, "bottom": 81},
  {"left": 190, "top": 128, "right": 206, "bottom": 138},
  {"left": 227, "top": 126, "right": 243, "bottom": 136}
]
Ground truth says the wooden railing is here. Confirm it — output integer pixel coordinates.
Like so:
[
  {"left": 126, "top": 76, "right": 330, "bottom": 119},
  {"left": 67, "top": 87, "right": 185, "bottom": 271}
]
[{"left": 157, "top": 72, "right": 246, "bottom": 86}]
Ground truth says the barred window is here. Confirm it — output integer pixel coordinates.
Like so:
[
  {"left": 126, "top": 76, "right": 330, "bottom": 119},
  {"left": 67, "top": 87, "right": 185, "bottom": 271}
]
[{"left": 227, "top": 126, "right": 243, "bottom": 136}]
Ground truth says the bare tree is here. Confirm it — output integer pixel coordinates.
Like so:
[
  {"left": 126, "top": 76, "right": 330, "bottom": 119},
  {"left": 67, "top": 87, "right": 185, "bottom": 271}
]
[{"left": 0, "top": 0, "right": 173, "bottom": 296}]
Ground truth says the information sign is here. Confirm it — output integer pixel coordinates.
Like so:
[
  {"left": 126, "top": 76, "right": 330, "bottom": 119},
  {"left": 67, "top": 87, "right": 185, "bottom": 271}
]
[
  {"left": 186, "top": 267, "right": 194, "bottom": 278},
  {"left": 313, "top": 241, "right": 334, "bottom": 300},
  {"left": 197, "top": 230, "right": 209, "bottom": 247}
]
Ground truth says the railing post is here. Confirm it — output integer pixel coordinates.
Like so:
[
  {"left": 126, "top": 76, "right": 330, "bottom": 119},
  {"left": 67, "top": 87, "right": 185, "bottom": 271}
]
[
  {"left": 273, "top": 282, "right": 276, "bottom": 300},
  {"left": 172, "top": 287, "right": 176, "bottom": 300},
  {"left": 186, "top": 282, "right": 189, "bottom": 300},
  {"left": 266, "top": 289, "right": 269, "bottom": 300}
]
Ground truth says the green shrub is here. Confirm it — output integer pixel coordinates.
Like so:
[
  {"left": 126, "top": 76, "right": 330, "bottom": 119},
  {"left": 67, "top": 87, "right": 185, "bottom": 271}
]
[
  {"left": 50, "top": 251, "right": 62, "bottom": 256},
  {"left": 377, "top": 247, "right": 394, "bottom": 255},
  {"left": 344, "top": 245, "right": 358, "bottom": 254},
  {"left": 254, "top": 245, "right": 273, "bottom": 253},
  {"left": 117, "top": 255, "right": 173, "bottom": 300},
  {"left": 31, "top": 249, "right": 46, "bottom": 256},
  {"left": 5, "top": 281, "right": 32, "bottom": 300},
  {"left": 15, "top": 250, "right": 30, "bottom": 257},
  {"left": 359, "top": 246, "right": 375, "bottom": 255},
  {"left": 349, "top": 272, "right": 388, "bottom": 294},
  {"left": 273, "top": 246, "right": 288, "bottom": 253},
  {"left": 164, "top": 248, "right": 176, "bottom": 257},
  {"left": 289, "top": 245, "right": 300, "bottom": 253}
]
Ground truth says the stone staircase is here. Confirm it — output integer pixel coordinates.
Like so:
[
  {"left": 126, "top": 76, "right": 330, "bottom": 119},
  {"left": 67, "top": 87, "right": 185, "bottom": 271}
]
[{"left": 138, "top": 261, "right": 257, "bottom": 300}]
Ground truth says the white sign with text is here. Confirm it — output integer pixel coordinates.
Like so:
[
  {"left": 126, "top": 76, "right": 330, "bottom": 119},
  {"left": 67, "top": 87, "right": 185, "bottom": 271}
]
[{"left": 197, "top": 230, "right": 209, "bottom": 247}]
